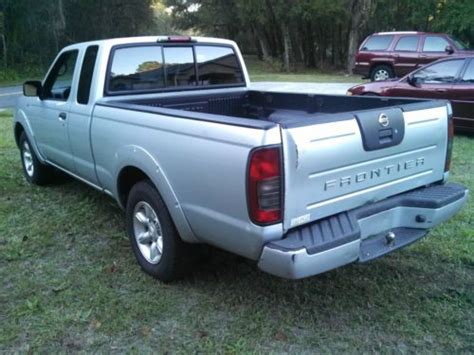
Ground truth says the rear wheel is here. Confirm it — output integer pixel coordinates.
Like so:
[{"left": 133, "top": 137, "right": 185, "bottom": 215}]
[
  {"left": 370, "top": 65, "right": 394, "bottom": 82},
  {"left": 19, "top": 132, "right": 53, "bottom": 185},
  {"left": 126, "top": 180, "right": 190, "bottom": 282}
]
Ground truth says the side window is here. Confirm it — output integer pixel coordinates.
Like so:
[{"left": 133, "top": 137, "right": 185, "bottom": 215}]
[
  {"left": 414, "top": 59, "right": 464, "bottom": 84},
  {"left": 195, "top": 46, "right": 244, "bottom": 85},
  {"left": 43, "top": 50, "right": 78, "bottom": 100},
  {"left": 394, "top": 36, "right": 419, "bottom": 52},
  {"left": 461, "top": 60, "right": 474, "bottom": 83},
  {"left": 361, "top": 36, "right": 393, "bottom": 51},
  {"left": 163, "top": 47, "right": 196, "bottom": 87},
  {"left": 423, "top": 36, "right": 450, "bottom": 52},
  {"left": 108, "top": 46, "right": 164, "bottom": 93},
  {"left": 77, "top": 45, "right": 98, "bottom": 104}
]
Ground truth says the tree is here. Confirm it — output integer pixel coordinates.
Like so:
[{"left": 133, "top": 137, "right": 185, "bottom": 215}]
[
  {"left": 0, "top": 10, "right": 6, "bottom": 67},
  {"left": 1, "top": 0, "right": 159, "bottom": 70},
  {"left": 347, "top": 0, "right": 373, "bottom": 73}
]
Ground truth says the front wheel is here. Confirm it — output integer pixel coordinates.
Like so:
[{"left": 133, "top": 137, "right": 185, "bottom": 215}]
[
  {"left": 370, "top": 65, "right": 394, "bottom": 82},
  {"left": 19, "top": 132, "right": 53, "bottom": 185},
  {"left": 126, "top": 180, "right": 190, "bottom": 282}
]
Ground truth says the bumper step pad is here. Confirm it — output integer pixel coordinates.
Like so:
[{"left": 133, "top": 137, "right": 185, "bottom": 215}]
[{"left": 268, "top": 183, "right": 467, "bottom": 256}]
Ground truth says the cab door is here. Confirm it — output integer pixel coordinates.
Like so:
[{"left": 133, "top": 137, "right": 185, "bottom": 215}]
[
  {"left": 67, "top": 45, "right": 100, "bottom": 184},
  {"left": 29, "top": 50, "right": 79, "bottom": 172}
]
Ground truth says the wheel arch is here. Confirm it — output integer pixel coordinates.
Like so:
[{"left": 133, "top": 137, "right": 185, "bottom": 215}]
[
  {"left": 114, "top": 157, "right": 198, "bottom": 243},
  {"left": 14, "top": 108, "right": 47, "bottom": 163},
  {"left": 370, "top": 62, "right": 394, "bottom": 74},
  {"left": 14, "top": 122, "right": 25, "bottom": 148}
]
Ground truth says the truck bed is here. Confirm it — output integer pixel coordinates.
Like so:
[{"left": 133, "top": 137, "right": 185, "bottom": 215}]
[
  {"left": 100, "top": 90, "right": 440, "bottom": 127},
  {"left": 97, "top": 89, "right": 450, "bottom": 232}
]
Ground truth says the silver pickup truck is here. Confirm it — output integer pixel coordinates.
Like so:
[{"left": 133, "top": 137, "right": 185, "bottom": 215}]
[{"left": 15, "top": 36, "right": 468, "bottom": 281}]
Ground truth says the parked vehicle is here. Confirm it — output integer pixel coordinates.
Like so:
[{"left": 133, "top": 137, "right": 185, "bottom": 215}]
[
  {"left": 348, "top": 55, "right": 474, "bottom": 133},
  {"left": 353, "top": 31, "right": 471, "bottom": 81},
  {"left": 15, "top": 36, "right": 468, "bottom": 281}
]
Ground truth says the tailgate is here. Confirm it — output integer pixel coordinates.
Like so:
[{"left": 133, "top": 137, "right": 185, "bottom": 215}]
[{"left": 281, "top": 104, "right": 449, "bottom": 230}]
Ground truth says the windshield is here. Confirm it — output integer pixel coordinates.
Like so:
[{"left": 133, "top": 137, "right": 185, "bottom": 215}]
[{"left": 449, "top": 36, "right": 469, "bottom": 50}]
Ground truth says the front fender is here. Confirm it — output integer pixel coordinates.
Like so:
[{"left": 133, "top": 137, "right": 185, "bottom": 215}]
[
  {"left": 113, "top": 144, "right": 199, "bottom": 243},
  {"left": 14, "top": 107, "right": 47, "bottom": 163}
]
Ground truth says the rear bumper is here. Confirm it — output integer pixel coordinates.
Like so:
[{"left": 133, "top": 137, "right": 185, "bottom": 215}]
[{"left": 258, "top": 183, "right": 468, "bottom": 279}]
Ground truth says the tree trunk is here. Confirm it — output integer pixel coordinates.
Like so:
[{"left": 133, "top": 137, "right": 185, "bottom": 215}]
[
  {"left": 347, "top": 0, "right": 372, "bottom": 73},
  {"left": 258, "top": 36, "right": 271, "bottom": 61},
  {"left": 282, "top": 24, "right": 291, "bottom": 72},
  {"left": 1, "top": 34, "right": 6, "bottom": 68},
  {"left": 0, "top": 11, "right": 5, "bottom": 68}
]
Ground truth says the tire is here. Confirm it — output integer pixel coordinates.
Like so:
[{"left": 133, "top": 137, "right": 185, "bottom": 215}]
[
  {"left": 126, "top": 180, "right": 190, "bottom": 282},
  {"left": 370, "top": 65, "right": 394, "bottom": 82},
  {"left": 19, "top": 132, "right": 53, "bottom": 185}
]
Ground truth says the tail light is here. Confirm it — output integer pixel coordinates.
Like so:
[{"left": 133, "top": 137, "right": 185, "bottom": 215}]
[
  {"left": 445, "top": 104, "right": 454, "bottom": 172},
  {"left": 247, "top": 146, "right": 282, "bottom": 225}
]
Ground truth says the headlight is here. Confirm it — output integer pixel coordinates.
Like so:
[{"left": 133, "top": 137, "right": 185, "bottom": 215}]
[{"left": 346, "top": 91, "right": 353, "bottom": 96}]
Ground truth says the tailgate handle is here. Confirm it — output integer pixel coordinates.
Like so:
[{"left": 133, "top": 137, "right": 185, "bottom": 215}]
[
  {"left": 355, "top": 109, "right": 405, "bottom": 151},
  {"left": 379, "top": 128, "right": 393, "bottom": 144}
]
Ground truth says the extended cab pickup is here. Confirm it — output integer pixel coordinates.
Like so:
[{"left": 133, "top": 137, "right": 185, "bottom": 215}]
[{"left": 15, "top": 36, "right": 468, "bottom": 281}]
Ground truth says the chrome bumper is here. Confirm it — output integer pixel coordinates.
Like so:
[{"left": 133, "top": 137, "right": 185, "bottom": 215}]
[{"left": 258, "top": 183, "right": 468, "bottom": 279}]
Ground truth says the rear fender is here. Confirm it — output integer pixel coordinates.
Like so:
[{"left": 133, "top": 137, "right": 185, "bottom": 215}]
[{"left": 113, "top": 144, "right": 198, "bottom": 243}]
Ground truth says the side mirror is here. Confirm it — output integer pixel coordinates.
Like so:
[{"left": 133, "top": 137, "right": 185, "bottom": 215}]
[
  {"left": 445, "top": 45, "right": 454, "bottom": 54},
  {"left": 407, "top": 75, "right": 420, "bottom": 87},
  {"left": 23, "top": 81, "right": 42, "bottom": 98}
]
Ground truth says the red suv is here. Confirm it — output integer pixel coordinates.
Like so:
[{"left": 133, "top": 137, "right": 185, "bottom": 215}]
[{"left": 353, "top": 31, "right": 471, "bottom": 81}]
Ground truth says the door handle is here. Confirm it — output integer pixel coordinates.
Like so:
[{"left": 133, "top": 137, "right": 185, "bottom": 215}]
[
  {"left": 58, "top": 112, "right": 67, "bottom": 120},
  {"left": 435, "top": 89, "right": 447, "bottom": 93}
]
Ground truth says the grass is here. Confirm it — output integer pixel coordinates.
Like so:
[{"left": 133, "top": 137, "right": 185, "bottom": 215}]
[
  {"left": 0, "top": 108, "right": 473, "bottom": 353},
  {"left": 245, "top": 56, "right": 364, "bottom": 83}
]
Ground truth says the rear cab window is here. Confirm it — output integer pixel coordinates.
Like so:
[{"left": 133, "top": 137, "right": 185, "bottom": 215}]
[
  {"left": 196, "top": 46, "right": 244, "bottom": 85},
  {"left": 109, "top": 46, "right": 165, "bottom": 93},
  {"left": 106, "top": 43, "right": 244, "bottom": 95},
  {"left": 360, "top": 35, "right": 394, "bottom": 51},
  {"left": 394, "top": 36, "right": 419, "bottom": 52},
  {"left": 163, "top": 47, "right": 196, "bottom": 87}
]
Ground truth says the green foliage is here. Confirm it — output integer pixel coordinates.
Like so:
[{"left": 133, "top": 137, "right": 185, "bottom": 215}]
[
  {"left": 166, "top": 0, "right": 474, "bottom": 71},
  {"left": 432, "top": 0, "right": 474, "bottom": 46},
  {"left": 1, "top": 0, "right": 473, "bottom": 79},
  {"left": 0, "top": 66, "right": 43, "bottom": 86},
  {"left": 0, "top": 0, "right": 173, "bottom": 76}
]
